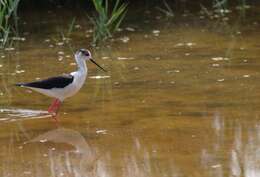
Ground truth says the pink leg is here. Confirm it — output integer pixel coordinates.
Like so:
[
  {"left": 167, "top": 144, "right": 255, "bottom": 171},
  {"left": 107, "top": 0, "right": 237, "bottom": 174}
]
[
  {"left": 48, "top": 99, "right": 62, "bottom": 121},
  {"left": 52, "top": 99, "right": 61, "bottom": 115},
  {"left": 48, "top": 99, "right": 59, "bottom": 113}
]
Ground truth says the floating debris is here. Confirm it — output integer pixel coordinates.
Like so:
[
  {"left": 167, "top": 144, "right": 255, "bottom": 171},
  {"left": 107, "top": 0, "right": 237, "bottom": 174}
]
[
  {"left": 65, "top": 55, "right": 71, "bottom": 58},
  {"left": 120, "top": 36, "right": 130, "bottom": 43},
  {"left": 212, "top": 63, "right": 220, "bottom": 67},
  {"left": 12, "top": 37, "right": 26, "bottom": 41},
  {"left": 0, "top": 65, "right": 2, "bottom": 68},
  {"left": 175, "top": 43, "right": 184, "bottom": 47},
  {"left": 49, "top": 44, "right": 54, "bottom": 48},
  {"left": 211, "top": 164, "right": 222, "bottom": 169},
  {"left": 117, "top": 57, "right": 134, "bottom": 60},
  {"left": 211, "top": 57, "right": 229, "bottom": 61},
  {"left": 86, "top": 29, "right": 93, "bottom": 33},
  {"left": 125, "top": 27, "right": 135, "bottom": 32},
  {"left": 152, "top": 30, "right": 160, "bottom": 36},
  {"left": 186, "top": 42, "right": 196, "bottom": 47},
  {"left": 116, "top": 28, "right": 123, "bottom": 32},
  {"left": 16, "top": 70, "right": 25, "bottom": 74},
  {"left": 56, "top": 42, "right": 64, "bottom": 46},
  {"left": 134, "top": 66, "right": 139, "bottom": 70},
  {"left": 5, "top": 47, "right": 15, "bottom": 51},
  {"left": 243, "top": 75, "right": 250, "bottom": 78},
  {"left": 58, "top": 51, "right": 64, "bottom": 55},
  {"left": 155, "top": 57, "right": 160, "bottom": 60},
  {"left": 1, "top": 55, "right": 5, "bottom": 58},
  {"left": 39, "top": 139, "right": 48, "bottom": 143},
  {"left": 62, "top": 37, "right": 71, "bottom": 41},
  {"left": 44, "top": 39, "right": 50, "bottom": 42},
  {"left": 70, "top": 62, "right": 76, "bottom": 66},
  {"left": 58, "top": 56, "right": 63, "bottom": 61},
  {"left": 102, "top": 56, "right": 110, "bottom": 60},
  {"left": 174, "top": 42, "right": 196, "bottom": 47},
  {"left": 89, "top": 75, "right": 110, "bottom": 79},
  {"left": 75, "top": 24, "right": 81, "bottom": 29},
  {"left": 217, "top": 79, "right": 225, "bottom": 82},
  {"left": 96, "top": 129, "right": 107, "bottom": 134}
]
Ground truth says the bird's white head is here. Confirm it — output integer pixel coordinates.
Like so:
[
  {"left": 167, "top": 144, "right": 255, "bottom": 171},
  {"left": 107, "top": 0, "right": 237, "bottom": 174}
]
[
  {"left": 75, "top": 48, "right": 107, "bottom": 72},
  {"left": 75, "top": 49, "right": 92, "bottom": 61}
]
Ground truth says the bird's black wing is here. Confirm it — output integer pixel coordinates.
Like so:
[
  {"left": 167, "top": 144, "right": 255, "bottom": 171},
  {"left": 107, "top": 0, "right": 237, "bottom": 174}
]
[{"left": 15, "top": 74, "right": 74, "bottom": 89}]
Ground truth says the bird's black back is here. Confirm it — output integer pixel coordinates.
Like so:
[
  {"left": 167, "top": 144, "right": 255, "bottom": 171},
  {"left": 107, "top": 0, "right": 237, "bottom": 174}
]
[{"left": 16, "top": 75, "right": 74, "bottom": 89}]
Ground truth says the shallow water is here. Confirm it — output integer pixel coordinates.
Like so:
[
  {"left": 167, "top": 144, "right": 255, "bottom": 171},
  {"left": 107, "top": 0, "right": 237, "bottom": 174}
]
[{"left": 0, "top": 8, "right": 260, "bottom": 177}]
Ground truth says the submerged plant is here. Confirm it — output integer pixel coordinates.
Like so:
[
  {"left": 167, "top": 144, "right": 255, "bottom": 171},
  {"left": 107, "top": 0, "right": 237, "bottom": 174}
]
[
  {"left": 0, "top": 0, "right": 20, "bottom": 47},
  {"left": 156, "top": 0, "right": 174, "bottom": 18},
  {"left": 213, "top": 0, "right": 229, "bottom": 16},
  {"left": 90, "top": 0, "right": 127, "bottom": 45},
  {"left": 236, "top": 0, "right": 249, "bottom": 19}
]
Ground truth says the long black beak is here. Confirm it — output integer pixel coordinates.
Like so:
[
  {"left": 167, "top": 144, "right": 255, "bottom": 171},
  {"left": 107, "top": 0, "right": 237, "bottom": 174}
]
[{"left": 90, "top": 58, "right": 107, "bottom": 72}]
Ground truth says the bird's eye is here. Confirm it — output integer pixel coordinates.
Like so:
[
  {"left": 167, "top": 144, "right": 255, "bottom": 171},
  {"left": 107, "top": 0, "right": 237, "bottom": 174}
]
[{"left": 84, "top": 52, "right": 90, "bottom": 56}]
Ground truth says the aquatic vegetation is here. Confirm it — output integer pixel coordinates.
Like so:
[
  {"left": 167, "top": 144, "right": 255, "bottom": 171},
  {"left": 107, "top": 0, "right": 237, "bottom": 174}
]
[
  {"left": 0, "top": 0, "right": 20, "bottom": 47},
  {"left": 236, "top": 0, "right": 250, "bottom": 18},
  {"left": 213, "top": 0, "right": 228, "bottom": 12},
  {"left": 156, "top": 0, "right": 174, "bottom": 18},
  {"left": 90, "top": 0, "right": 128, "bottom": 45},
  {"left": 59, "top": 17, "right": 76, "bottom": 42},
  {"left": 67, "top": 17, "right": 76, "bottom": 37}
]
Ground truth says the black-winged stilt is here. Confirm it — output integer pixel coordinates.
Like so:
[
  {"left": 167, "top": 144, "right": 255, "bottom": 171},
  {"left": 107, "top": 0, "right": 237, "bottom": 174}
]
[{"left": 16, "top": 49, "right": 106, "bottom": 120}]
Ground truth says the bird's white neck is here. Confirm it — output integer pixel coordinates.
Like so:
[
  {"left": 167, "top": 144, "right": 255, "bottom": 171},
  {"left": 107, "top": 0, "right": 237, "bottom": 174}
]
[{"left": 75, "top": 56, "right": 87, "bottom": 74}]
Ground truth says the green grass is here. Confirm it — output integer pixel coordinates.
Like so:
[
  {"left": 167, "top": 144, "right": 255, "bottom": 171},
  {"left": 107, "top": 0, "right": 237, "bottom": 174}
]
[
  {"left": 90, "top": 0, "right": 128, "bottom": 45},
  {"left": 0, "top": 0, "right": 20, "bottom": 47}
]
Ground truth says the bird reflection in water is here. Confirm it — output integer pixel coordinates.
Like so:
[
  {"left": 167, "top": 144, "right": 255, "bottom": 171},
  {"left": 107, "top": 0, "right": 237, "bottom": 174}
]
[{"left": 27, "top": 128, "right": 105, "bottom": 177}]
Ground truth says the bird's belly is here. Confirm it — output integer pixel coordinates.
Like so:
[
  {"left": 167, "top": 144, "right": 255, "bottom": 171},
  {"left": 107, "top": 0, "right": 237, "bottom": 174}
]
[
  {"left": 56, "top": 84, "right": 82, "bottom": 100},
  {"left": 30, "top": 83, "right": 82, "bottom": 101}
]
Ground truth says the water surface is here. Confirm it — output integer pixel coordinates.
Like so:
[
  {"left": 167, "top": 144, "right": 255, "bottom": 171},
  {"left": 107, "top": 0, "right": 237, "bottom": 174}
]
[{"left": 0, "top": 9, "right": 260, "bottom": 177}]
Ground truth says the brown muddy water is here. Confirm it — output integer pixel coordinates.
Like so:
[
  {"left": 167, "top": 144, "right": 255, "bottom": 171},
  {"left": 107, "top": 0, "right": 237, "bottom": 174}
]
[{"left": 0, "top": 9, "right": 260, "bottom": 177}]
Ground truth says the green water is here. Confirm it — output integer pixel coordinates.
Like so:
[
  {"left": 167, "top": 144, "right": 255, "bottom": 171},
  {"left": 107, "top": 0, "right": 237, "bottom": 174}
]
[{"left": 0, "top": 9, "right": 260, "bottom": 177}]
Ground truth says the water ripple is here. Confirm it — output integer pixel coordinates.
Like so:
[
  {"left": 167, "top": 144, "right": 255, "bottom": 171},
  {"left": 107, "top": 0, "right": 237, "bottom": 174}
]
[{"left": 0, "top": 108, "right": 51, "bottom": 122}]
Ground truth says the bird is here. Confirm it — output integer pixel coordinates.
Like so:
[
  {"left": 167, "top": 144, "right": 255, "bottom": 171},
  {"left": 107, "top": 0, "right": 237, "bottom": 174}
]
[{"left": 15, "top": 49, "right": 106, "bottom": 120}]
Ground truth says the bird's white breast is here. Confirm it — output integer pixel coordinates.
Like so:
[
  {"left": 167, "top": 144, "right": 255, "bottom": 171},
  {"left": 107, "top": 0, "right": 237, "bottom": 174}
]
[{"left": 60, "top": 71, "right": 87, "bottom": 100}]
